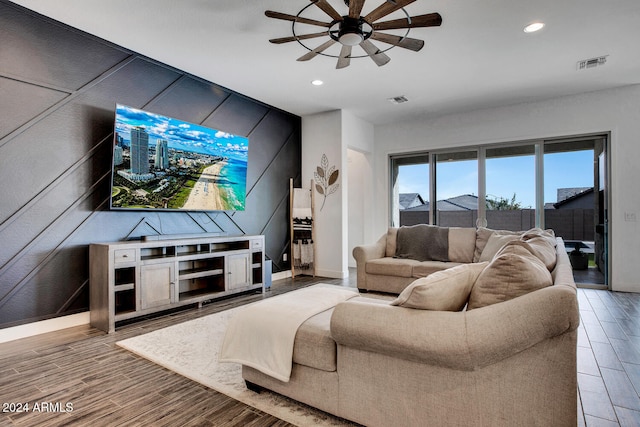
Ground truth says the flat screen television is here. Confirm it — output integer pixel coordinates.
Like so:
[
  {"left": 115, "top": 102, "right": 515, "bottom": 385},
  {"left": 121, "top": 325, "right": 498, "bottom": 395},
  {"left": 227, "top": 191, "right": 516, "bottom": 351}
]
[{"left": 110, "top": 104, "right": 249, "bottom": 211}]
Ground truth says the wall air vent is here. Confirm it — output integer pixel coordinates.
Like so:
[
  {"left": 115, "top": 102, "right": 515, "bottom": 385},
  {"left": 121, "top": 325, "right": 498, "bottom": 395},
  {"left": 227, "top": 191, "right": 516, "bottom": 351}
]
[
  {"left": 577, "top": 55, "right": 608, "bottom": 70},
  {"left": 388, "top": 95, "right": 409, "bottom": 104}
]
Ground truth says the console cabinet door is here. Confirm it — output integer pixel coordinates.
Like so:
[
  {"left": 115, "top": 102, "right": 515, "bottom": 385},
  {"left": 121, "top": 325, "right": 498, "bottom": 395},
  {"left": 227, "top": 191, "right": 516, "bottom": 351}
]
[
  {"left": 140, "top": 263, "right": 175, "bottom": 309},
  {"left": 226, "top": 253, "right": 250, "bottom": 290}
]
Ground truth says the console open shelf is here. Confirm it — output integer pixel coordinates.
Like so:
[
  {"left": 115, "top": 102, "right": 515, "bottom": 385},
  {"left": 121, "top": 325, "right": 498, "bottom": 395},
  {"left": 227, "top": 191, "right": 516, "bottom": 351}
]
[{"left": 90, "top": 234, "right": 265, "bottom": 333}]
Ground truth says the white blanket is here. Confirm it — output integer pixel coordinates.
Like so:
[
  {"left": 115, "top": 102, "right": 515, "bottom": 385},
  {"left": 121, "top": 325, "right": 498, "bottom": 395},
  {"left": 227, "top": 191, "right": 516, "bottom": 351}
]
[{"left": 219, "top": 285, "right": 358, "bottom": 382}]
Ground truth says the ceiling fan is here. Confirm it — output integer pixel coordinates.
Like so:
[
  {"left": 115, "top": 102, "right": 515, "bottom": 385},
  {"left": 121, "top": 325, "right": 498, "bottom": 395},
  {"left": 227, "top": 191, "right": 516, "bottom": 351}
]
[{"left": 265, "top": 0, "right": 442, "bottom": 69}]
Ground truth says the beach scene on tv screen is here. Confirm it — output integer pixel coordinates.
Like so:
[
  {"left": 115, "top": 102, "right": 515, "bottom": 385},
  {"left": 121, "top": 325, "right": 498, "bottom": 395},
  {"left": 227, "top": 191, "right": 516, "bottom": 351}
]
[{"left": 111, "top": 104, "right": 249, "bottom": 211}]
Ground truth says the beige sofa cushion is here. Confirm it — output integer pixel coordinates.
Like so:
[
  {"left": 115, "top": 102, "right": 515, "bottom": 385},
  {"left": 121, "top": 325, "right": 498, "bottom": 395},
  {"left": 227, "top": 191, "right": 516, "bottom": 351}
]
[
  {"left": 448, "top": 227, "right": 477, "bottom": 263},
  {"left": 473, "top": 227, "right": 522, "bottom": 262},
  {"left": 293, "top": 308, "right": 337, "bottom": 372},
  {"left": 503, "top": 237, "right": 558, "bottom": 271},
  {"left": 521, "top": 227, "right": 556, "bottom": 244},
  {"left": 412, "top": 261, "right": 463, "bottom": 278},
  {"left": 468, "top": 245, "right": 552, "bottom": 309},
  {"left": 365, "top": 257, "right": 421, "bottom": 278},
  {"left": 391, "top": 262, "right": 488, "bottom": 310},
  {"left": 479, "top": 233, "right": 521, "bottom": 262},
  {"left": 385, "top": 227, "right": 399, "bottom": 257}
]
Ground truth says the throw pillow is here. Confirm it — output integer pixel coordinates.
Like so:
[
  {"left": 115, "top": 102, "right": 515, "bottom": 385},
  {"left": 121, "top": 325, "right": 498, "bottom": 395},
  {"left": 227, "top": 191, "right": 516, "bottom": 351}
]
[
  {"left": 391, "top": 262, "right": 488, "bottom": 311},
  {"left": 500, "top": 237, "right": 557, "bottom": 271},
  {"left": 467, "top": 245, "right": 552, "bottom": 310},
  {"left": 473, "top": 227, "right": 521, "bottom": 262},
  {"left": 479, "top": 233, "right": 521, "bottom": 262},
  {"left": 448, "top": 227, "right": 477, "bottom": 263},
  {"left": 521, "top": 227, "right": 556, "bottom": 245}
]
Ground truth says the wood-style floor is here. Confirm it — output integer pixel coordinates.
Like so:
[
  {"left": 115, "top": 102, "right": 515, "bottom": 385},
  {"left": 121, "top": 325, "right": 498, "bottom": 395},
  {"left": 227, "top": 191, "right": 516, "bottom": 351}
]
[{"left": 1, "top": 272, "right": 639, "bottom": 426}]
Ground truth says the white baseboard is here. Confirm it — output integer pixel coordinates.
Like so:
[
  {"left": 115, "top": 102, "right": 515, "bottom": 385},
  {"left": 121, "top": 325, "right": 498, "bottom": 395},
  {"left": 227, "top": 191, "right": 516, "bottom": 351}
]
[
  {"left": 314, "top": 268, "right": 349, "bottom": 279},
  {"left": 271, "top": 270, "right": 291, "bottom": 281},
  {"left": 0, "top": 312, "right": 90, "bottom": 344}
]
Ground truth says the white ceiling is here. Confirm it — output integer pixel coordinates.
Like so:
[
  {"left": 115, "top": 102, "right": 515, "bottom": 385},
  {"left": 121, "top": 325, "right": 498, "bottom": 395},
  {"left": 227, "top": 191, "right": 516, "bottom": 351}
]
[{"left": 10, "top": 0, "right": 640, "bottom": 125}]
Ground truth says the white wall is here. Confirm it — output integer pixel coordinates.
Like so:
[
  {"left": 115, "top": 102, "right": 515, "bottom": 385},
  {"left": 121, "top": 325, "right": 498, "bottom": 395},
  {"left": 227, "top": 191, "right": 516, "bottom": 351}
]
[
  {"left": 347, "top": 149, "right": 367, "bottom": 268},
  {"left": 374, "top": 84, "right": 640, "bottom": 292},
  {"left": 302, "top": 110, "right": 345, "bottom": 278},
  {"left": 343, "top": 111, "right": 374, "bottom": 268},
  {"left": 302, "top": 110, "right": 375, "bottom": 276}
]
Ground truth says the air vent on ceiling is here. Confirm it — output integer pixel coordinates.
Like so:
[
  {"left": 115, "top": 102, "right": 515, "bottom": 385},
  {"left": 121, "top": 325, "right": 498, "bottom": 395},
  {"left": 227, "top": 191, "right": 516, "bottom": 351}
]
[
  {"left": 388, "top": 95, "right": 409, "bottom": 105},
  {"left": 577, "top": 55, "right": 608, "bottom": 70}
]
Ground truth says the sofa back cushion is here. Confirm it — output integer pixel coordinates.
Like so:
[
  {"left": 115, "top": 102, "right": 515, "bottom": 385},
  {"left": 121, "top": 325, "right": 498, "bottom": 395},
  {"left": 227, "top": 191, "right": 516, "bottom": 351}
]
[
  {"left": 473, "top": 227, "right": 522, "bottom": 262},
  {"left": 386, "top": 227, "right": 399, "bottom": 257},
  {"left": 468, "top": 244, "right": 552, "bottom": 310},
  {"left": 391, "top": 262, "right": 488, "bottom": 311},
  {"left": 448, "top": 227, "right": 477, "bottom": 263},
  {"left": 479, "top": 233, "right": 521, "bottom": 262}
]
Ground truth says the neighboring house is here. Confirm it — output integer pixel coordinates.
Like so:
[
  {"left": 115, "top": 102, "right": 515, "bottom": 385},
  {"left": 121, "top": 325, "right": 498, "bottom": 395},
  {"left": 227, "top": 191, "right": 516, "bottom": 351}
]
[
  {"left": 398, "top": 193, "right": 425, "bottom": 210},
  {"left": 553, "top": 187, "right": 594, "bottom": 210},
  {"left": 402, "top": 194, "right": 479, "bottom": 212}
]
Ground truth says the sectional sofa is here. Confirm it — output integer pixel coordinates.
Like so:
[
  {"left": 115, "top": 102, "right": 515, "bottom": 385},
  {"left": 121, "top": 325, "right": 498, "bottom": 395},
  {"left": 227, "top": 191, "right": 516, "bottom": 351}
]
[{"left": 242, "top": 225, "right": 579, "bottom": 426}]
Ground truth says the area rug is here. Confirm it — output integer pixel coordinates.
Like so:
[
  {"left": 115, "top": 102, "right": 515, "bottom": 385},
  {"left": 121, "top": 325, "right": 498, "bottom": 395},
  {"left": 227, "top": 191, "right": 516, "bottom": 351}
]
[{"left": 116, "top": 285, "right": 360, "bottom": 427}]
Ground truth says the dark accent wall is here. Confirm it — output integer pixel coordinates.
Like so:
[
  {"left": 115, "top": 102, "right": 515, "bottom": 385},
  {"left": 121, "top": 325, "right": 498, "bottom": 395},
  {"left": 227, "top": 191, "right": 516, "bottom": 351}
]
[{"left": 0, "top": 1, "right": 301, "bottom": 329}]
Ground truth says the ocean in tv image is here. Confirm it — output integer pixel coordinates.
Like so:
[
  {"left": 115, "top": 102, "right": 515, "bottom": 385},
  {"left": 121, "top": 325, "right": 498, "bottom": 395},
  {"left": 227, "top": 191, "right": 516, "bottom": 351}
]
[{"left": 110, "top": 104, "right": 249, "bottom": 211}]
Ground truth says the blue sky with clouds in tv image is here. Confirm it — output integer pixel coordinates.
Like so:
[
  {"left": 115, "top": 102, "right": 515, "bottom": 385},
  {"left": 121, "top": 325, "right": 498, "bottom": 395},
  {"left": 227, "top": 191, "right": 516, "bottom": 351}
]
[{"left": 114, "top": 104, "right": 249, "bottom": 161}]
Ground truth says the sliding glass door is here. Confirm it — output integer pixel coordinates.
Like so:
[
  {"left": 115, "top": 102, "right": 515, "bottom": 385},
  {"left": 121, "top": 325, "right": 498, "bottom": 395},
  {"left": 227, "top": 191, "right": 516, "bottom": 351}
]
[
  {"left": 390, "top": 154, "right": 429, "bottom": 227},
  {"left": 543, "top": 138, "right": 607, "bottom": 285},
  {"left": 434, "top": 151, "right": 478, "bottom": 227},
  {"left": 389, "top": 134, "right": 609, "bottom": 287},
  {"left": 485, "top": 145, "right": 536, "bottom": 230}
]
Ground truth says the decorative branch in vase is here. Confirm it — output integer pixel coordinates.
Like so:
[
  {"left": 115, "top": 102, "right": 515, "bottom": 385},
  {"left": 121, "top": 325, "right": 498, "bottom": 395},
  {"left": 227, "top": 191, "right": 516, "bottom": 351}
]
[{"left": 314, "top": 154, "right": 339, "bottom": 211}]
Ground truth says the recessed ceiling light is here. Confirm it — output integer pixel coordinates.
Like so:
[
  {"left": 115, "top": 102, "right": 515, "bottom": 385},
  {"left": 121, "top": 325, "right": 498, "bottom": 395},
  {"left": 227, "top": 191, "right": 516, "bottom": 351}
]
[
  {"left": 524, "top": 22, "right": 545, "bottom": 33},
  {"left": 311, "top": 80, "right": 324, "bottom": 86}
]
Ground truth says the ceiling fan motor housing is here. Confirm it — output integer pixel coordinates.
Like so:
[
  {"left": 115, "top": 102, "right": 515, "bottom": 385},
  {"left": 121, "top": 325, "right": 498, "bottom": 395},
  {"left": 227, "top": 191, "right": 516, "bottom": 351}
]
[{"left": 334, "top": 17, "right": 371, "bottom": 46}]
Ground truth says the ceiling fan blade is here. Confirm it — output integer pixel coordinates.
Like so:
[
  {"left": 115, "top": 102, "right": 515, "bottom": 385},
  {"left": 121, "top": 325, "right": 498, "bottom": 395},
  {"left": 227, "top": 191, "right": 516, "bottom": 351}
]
[
  {"left": 360, "top": 39, "right": 391, "bottom": 67},
  {"left": 373, "top": 13, "right": 442, "bottom": 30},
  {"left": 270, "top": 31, "right": 329, "bottom": 44},
  {"left": 311, "top": 0, "right": 343, "bottom": 21},
  {"left": 336, "top": 45, "right": 352, "bottom": 69},
  {"left": 365, "top": 0, "right": 416, "bottom": 23},
  {"left": 370, "top": 32, "right": 424, "bottom": 51},
  {"left": 349, "top": 0, "right": 366, "bottom": 18},
  {"left": 265, "top": 10, "right": 331, "bottom": 28},
  {"left": 298, "top": 39, "right": 337, "bottom": 61}
]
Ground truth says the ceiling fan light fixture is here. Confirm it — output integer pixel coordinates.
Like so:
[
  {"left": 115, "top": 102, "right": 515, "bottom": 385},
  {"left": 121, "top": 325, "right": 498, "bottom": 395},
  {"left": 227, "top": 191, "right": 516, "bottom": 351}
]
[{"left": 339, "top": 31, "right": 364, "bottom": 46}]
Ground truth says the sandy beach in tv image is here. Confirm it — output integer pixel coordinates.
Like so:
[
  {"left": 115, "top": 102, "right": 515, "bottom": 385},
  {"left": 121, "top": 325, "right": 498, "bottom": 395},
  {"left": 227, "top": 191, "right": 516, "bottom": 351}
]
[
  {"left": 182, "top": 161, "right": 228, "bottom": 211},
  {"left": 111, "top": 105, "right": 249, "bottom": 211}
]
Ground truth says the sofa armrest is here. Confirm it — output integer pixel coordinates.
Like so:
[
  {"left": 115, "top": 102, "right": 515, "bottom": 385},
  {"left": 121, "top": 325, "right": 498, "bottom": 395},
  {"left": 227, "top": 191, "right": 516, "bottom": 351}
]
[
  {"left": 352, "top": 233, "right": 387, "bottom": 262},
  {"left": 331, "top": 284, "right": 579, "bottom": 371},
  {"left": 352, "top": 233, "right": 387, "bottom": 290}
]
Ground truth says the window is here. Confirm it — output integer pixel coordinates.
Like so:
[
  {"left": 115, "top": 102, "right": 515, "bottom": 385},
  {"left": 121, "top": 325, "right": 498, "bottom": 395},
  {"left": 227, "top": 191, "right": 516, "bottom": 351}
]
[{"left": 388, "top": 134, "right": 608, "bottom": 286}]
